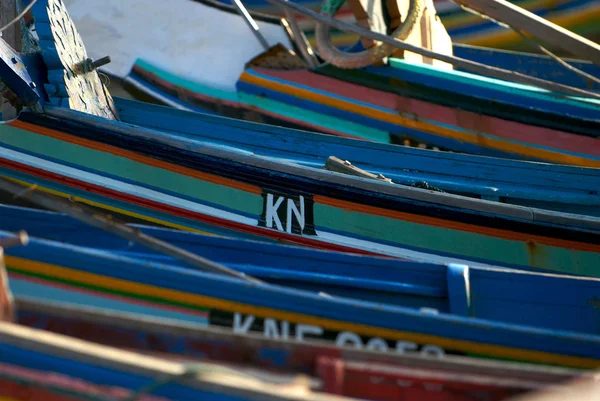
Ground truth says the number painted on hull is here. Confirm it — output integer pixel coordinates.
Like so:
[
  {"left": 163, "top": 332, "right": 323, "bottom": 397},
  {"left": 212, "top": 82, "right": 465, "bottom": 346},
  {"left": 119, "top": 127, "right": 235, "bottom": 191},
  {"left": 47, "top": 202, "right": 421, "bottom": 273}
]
[{"left": 231, "top": 312, "right": 446, "bottom": 358}]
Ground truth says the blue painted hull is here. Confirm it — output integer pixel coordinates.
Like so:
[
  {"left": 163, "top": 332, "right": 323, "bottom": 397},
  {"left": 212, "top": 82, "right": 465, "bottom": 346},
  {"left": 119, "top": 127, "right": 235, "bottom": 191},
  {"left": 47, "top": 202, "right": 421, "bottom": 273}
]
[
  {"left": 2, "top": 205, "right": 600, "bottom": 337},
  {"left": 115, "top": 98, "right": 600, "bottom": 217},
  {"left": 2, "top": 223, "right": 600, "bottom": 368}
]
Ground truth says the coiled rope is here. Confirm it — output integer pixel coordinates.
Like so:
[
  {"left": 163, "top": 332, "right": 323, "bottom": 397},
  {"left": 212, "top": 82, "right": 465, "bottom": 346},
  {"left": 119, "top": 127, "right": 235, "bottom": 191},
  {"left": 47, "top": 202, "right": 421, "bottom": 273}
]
[{"left": 315, "top": 0, "right": 423, "bottom": 68}]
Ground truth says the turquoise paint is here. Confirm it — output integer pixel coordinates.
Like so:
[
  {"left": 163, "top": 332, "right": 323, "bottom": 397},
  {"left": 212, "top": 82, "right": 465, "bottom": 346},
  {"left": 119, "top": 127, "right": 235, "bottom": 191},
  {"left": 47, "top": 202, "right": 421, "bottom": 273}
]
[
  {"left": 314, "top": 203, "right": 600, "bottom": 277},
  {"left": 10, "top": 278, "right": 209, "bottom": 325},
  {"left": 0, "top": 125, "right": 263, "bottom": 216}
]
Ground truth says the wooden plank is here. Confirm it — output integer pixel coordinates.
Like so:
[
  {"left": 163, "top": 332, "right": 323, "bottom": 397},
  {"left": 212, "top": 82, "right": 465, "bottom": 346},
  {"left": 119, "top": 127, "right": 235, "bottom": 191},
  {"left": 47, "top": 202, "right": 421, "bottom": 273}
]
[
  {"left": 451, "top": 0, "right": 600, "bottom": 66},
  {"left": 29, "top": 0, "right": 119, "bottom": 119},
  {"left": 324, "top": 156, "right": 393, "bottom": 183}
]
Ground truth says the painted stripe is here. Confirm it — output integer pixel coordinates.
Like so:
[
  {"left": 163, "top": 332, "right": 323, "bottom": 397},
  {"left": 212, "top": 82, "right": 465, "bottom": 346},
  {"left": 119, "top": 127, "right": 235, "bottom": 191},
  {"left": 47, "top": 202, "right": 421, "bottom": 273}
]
[
  {"left": 0, "top": 146, "right": 260, "bottom": 227},
  {"left": 9, "top": 120, "right": 262, "bottom": 195},
  {"left": 3, "top": 132, "right": 597, "bottom": 254},
  {"left": 7, "top": 256, "right": 600, "bottom": 369},
  {"left": 313, "top": 196, "right": 600, "bottom": 252},
  {"left": 8, "top": 272, "right": 209, "bottom": 324},
  {"left": 256, "top": 68, "right": 600, "bottom": 158},
  {"left": 238, "top": 71, "right": 600, "bottom": 167},
  {"left": 455, "top": 5, "right": 600, "bottom": 47},
  {"left": 131, "top": 63, "right": 389, "bottom": 142},
  {"left": 2, "top": 154, "right": 599, "bottom": 277}
]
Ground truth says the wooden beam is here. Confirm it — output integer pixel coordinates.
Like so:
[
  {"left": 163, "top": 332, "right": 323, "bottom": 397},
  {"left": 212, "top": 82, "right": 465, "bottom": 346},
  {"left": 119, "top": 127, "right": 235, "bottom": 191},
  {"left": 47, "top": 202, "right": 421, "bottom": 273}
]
[{"left": 452, "top": 0, "right": 600, "bottom": 67}]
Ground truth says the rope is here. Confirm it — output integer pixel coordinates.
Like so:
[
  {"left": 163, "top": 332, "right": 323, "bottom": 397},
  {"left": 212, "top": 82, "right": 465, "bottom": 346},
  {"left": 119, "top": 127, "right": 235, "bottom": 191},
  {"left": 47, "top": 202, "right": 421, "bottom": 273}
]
[
  {"left": 314, "top": 0, "right": 423, "bottom": 69},
  {"left": 265, "top": 0, "right": 600, "bottom": 100}
]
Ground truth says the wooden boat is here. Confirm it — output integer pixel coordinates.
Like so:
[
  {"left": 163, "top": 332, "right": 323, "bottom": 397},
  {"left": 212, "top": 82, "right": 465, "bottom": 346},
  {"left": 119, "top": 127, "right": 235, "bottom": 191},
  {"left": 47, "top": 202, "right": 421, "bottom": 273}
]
[
  {"left": 2, "top": 226, "right": 600, "bottom": 369},
  {"left": 56, "top": 0, "right": 600, "bottom": 167},
  {"left": 13, "top": 297, "right": 593, "bottom": 401},
  {"left": 0, "top": 321, "right": 339, "bottom": 401},
  {"left": 1, "top": 13, "right": 600, "bottom": 277},
  {"left": 215, "top": 0, "right": 600, "bottom": 50},
  {"left": 116, "top": 98, "right": 600, "bottom": 217},
  {"left": 3, "top": 205, "right": 600, "bottom": 336}
]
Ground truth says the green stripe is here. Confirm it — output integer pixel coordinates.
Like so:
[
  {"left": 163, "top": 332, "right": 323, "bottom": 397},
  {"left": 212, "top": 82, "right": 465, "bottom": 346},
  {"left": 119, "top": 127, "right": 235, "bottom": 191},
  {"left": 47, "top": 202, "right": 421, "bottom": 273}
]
[
  {"left": 137, "top": 58, "right": 391, "bottom": 143},
  {"left": 238, "top": 92, "right": 391, "bottom": 143},
  {"left": 136, "top": 59, "right": 240, "bottom": 102},
  {"left": 314, "top": 203, "right": 599, "bottom": 277},
  {"left": 1, "top": 126, "right": 263, "bottom": 216},
  {"left": 388, "top": 58, "right": 600, "bottom": 108}
]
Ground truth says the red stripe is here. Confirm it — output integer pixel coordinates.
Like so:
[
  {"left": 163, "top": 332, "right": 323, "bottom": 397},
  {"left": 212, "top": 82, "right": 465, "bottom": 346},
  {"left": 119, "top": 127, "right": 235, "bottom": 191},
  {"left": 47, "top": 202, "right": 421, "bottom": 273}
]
[
  {"left": 131, "top": 66, "right": 362, "bottom": 140},
  {"left": 0, "top": 157, "right": 383, "bottom": 257},
  {"left": 8, "top": 272, "right": 209, "bottom": 318},
  {"left": 251, "top": 68, "right": 600, "bottom": 157}
]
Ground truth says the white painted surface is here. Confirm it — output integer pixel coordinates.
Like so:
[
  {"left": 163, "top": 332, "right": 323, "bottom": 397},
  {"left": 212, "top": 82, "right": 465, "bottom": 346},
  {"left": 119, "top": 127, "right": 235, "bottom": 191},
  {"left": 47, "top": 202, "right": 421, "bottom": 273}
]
[{"left": 62, "top": 0, "right": 292, "bottom": 91}]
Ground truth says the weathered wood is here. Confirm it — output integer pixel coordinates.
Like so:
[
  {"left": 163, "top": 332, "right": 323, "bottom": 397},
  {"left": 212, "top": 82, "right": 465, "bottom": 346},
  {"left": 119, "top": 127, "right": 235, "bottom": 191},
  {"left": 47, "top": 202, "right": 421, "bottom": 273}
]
[
  {"left": 451, "top": 0, "right": 600, "bottom": 67},
  {"left": 0, "top": 176, "right": 262, "bottom": 284},
  {"left": 0, "top": 322, "right": 326, "bottom": 400},
  {"left": 324, "top": 156, "right": 393, "bottom": 183},
  {"left": 29, "top": 0, "right": 118, "bottom": 119}
]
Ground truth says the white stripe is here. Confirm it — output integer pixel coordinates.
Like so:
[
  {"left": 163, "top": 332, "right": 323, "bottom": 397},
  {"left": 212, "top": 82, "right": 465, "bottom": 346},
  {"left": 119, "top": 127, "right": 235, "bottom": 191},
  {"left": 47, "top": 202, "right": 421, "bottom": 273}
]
[
  {"left": 314, "top": 230, "right": 497, "bottom": 268},
  {"left": 0, "top": 148, "right": 498, "bottom": 267},
  {"left": 0, "top": 148, "right": 258, "bottom": 226}
]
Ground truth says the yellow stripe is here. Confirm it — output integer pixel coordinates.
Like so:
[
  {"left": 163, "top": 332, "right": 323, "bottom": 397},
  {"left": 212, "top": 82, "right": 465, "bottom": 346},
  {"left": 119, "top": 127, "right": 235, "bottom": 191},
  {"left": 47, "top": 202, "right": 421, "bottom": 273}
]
[
  {"left": 240, "top": 72, "right": 600, "bottom": 168},
  {"left": 1, "top": 176, "right": 214, "bottom": 236},
  {"left": 8, "top": 255, "right": 600, "bottom": 369}
]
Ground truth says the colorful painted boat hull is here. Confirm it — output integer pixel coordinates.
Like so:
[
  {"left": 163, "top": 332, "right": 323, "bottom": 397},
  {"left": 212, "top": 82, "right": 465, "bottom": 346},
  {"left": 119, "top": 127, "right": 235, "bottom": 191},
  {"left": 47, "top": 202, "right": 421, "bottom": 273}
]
[
  {"left": 54, "top": 0, "right": 600, "bottom": 167},
  {"left": 3, "top": 206, "right": 600, "bottom": 335},
  {"left": 114, "top": 97, "right": 600, "bottom": 217},
  {"left": 1, "top": 107, "right": 600, "bottom": 277},
  {"left": 0, "top": 322, "right": 335, "bottom": 401},
  {"left": 2, "top": 229, "right": 600, "bottom": 369},
  {"left": 14, "top": 298, "right": 590, "bottom": 401},
  {"left": 216, "top": 0, "right": 600, "bottom": 50}
]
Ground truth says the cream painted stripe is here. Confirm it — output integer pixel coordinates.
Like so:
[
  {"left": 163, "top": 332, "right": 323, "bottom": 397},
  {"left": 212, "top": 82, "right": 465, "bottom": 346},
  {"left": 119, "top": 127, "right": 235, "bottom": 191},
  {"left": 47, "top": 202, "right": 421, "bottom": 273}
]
[{"left": 0, "top": 148, "right": 258, "bottom": 226}]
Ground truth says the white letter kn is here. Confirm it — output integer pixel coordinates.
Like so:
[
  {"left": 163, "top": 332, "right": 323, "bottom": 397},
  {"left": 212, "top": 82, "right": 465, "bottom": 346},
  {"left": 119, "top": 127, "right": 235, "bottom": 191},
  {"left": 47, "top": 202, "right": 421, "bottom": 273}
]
[{"left": 266, "top": 193, "right": 284, "bottom": 231}]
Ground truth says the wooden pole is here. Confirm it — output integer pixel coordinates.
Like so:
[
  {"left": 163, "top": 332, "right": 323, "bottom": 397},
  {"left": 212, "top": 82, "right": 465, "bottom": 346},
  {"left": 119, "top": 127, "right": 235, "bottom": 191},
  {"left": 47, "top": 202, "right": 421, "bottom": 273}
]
[
  {"left": 267, "top": 0, "right": 600, "bottom": 100},
  {"left": 1, "top": 0, "right": 22, "bottom": 121},
  {"left": 0, "top": 177, "right": 264, "bottom": 284},
  {"left": 451, "top": 0, "right": 600, "bottom": 67}
]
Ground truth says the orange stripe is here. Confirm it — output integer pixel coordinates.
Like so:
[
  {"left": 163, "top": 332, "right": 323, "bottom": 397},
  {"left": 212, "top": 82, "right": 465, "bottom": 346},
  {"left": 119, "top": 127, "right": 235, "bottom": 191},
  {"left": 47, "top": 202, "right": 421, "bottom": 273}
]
[
  {"left": 314, "top": 196, "right": 600, "bottom": 252},
  {"left": 11, "top": 120, "right": 599, "bottom": 252},
  {"left": 10, "top": 120, "right": 262, "bottom": 195}
]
